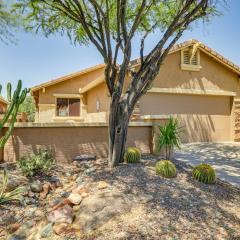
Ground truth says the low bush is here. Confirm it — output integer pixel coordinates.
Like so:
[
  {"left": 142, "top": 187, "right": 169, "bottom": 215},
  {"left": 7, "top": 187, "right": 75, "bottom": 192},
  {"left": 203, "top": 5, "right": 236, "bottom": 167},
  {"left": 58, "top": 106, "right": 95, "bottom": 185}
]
[
  {"left": 0, "top": 169, "right": 24, "bottom": 204},
  {"left": 124, "top": 147, "right": 141, "bottom": 163},
  {"left": 156, "top": 160, "right": 177, "bottom": 178},
  {"left": 192, "top": 163, "right": 216, "bottom": 184},
  {"left": 17, "top": 149, "right": 55, "bottom": 177}
]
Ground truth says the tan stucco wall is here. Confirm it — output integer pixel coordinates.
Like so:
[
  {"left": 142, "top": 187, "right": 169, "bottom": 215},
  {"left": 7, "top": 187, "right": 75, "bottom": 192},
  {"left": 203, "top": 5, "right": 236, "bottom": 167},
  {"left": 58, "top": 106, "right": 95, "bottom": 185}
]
[
  {"left": 35, "top": 48, "right": 240, "bottom": 142},
  {"left": 150, "top": 51, "right": 240, "bottom": 94},
  {"left": 0, "top": 101, "right": 7, "bottom": 113},
  {"left": 139, "top": 50, "right": 239, "bottom": 142},
  {"left": 86, "top": 82, "right": 110, "bottom": 113},
  {"left": 3, "top": 124, "right": 152, "bottom": 163},
  {"left": 38, "top": 67, "right": 105, "bottom": 104}
]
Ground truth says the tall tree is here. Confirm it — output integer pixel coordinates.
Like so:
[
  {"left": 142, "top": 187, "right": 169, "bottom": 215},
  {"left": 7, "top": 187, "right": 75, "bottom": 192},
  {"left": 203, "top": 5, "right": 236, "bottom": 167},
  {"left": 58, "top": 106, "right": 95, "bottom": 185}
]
[
  {"left": 14, "top": 0, "right": 221, "bottom": 167},
  {"left": 0, "top": 0, "right": 20, "bottom": 43}
]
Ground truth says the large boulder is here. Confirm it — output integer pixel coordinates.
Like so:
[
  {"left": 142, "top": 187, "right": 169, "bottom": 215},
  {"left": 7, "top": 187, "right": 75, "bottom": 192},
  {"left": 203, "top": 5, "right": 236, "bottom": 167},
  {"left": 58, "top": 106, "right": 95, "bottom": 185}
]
[{"left": 75, "top": 191, "right": 132, "bottom": 233}]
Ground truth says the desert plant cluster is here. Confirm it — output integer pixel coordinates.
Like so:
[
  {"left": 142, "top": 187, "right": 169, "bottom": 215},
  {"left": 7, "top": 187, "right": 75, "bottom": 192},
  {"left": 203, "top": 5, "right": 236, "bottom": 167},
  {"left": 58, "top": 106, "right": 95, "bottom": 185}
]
[
  {"left": 17, "top": 149, "right": 55, "bottom": 177},
  {"left": 125, "top": 118, "right": 216, "bottom": 184}
]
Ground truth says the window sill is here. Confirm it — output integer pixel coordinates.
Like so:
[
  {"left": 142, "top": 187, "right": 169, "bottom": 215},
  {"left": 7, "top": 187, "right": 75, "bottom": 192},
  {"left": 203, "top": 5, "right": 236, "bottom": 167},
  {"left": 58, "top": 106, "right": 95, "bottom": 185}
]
[
  {"left": 181, "top": 64, "right": 202, "bottom": 71},
  {"left": 53, "top": 116, "right": 84, "bottom": 122}
]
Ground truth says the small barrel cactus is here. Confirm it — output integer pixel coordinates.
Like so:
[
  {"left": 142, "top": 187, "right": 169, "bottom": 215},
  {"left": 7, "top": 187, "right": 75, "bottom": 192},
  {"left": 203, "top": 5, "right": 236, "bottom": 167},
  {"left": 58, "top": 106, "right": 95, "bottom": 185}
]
[
  {"left": 155, "top": 160, "right": 177, "bottom": 178},
  {"left": 192, "top": 163, "right": 216, "bottom": 184},
  {"left": 124, "top": 147, "right": 141, "bottom": 163}
]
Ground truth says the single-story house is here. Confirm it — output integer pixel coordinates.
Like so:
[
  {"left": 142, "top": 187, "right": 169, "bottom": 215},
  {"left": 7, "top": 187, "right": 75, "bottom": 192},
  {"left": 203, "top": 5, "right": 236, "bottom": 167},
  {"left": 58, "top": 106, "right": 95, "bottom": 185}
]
[
  {"left": 31, "top": 39, "right": 240, "bottom": 143},
  {"left": 0, "top": 96, "right": 8, "bottom": 114}
]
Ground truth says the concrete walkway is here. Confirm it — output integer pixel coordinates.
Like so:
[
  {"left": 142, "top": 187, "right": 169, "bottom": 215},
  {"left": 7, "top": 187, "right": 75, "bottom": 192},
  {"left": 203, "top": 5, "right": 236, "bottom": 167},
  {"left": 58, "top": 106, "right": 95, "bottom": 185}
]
[{"left": 174, "top": 142, "right": 240, "bottom": 188}]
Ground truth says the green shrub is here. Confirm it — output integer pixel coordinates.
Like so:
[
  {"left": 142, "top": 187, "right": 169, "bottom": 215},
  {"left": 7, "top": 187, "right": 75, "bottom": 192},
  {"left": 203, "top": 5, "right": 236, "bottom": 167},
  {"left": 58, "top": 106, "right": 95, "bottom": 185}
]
[
  {"left": 17, "top": 149, "right": 55, "bottom": 177},
  {"left": 156, "top": 117, "right": 183, "bottom": 159},
  {"left": 192, "top": 163, "right": 216, "bottom": 184},
  {"left": 155, "top": 160, "right": 177, "bottom": 178},
  {"left": 0, "top": 169, "right": 24, "bottom": 204},
  {"left": 124, "top": 147, "right": 141, "bottom": 163}
]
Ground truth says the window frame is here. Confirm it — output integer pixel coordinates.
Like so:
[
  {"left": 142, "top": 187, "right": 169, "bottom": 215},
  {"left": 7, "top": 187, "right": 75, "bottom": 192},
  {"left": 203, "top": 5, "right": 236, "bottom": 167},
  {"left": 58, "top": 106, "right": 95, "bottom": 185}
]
[{"left": 55, "top": 95, "right": 81, "bottom": 118}]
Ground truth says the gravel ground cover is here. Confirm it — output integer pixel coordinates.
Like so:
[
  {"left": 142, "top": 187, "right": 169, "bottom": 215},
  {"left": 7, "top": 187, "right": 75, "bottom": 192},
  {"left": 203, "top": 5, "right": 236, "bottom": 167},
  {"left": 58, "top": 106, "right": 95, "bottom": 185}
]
[{"left": 0, "top": 155, "right": 240, "bottom": 240}]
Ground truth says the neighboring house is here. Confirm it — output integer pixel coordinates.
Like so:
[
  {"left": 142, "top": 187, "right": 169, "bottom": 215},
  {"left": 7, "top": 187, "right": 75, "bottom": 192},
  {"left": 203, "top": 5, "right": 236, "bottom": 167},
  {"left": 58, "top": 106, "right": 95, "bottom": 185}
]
[
  {"left": 31, "top": 39, "right": 240, "bottom": 142},
  {"left": 0, "top": 96, "right": 8, "bottom": 115}
]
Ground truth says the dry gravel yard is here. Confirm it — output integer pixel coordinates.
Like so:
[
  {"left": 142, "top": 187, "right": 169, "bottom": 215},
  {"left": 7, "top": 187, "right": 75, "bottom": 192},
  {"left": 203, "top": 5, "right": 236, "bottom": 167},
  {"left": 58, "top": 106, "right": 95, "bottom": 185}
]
[{"left": 1, "top": 155, "right": 240, "bottom": 240}]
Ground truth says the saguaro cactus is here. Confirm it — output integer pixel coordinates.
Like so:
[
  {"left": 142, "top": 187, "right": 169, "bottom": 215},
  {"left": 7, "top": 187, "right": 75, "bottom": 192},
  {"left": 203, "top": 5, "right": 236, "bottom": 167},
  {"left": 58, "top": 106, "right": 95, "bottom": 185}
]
[{"left": 0, "top": 80, "right": 29, "bottom": 148}]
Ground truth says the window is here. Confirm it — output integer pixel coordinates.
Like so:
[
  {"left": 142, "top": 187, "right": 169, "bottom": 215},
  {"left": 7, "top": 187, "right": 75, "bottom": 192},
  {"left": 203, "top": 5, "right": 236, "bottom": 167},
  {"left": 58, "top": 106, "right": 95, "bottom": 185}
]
[
  {"left": 56, "top": 98, "right": 80, "bottom": 117},
  {"left": 181, "top": 47, "right": 201, "bottom": 71}
]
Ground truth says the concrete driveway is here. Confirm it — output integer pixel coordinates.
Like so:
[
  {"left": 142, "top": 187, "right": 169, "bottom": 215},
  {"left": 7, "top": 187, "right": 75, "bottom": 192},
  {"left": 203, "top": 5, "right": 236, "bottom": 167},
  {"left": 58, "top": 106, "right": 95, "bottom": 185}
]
[{"left": 174, "top": 142, "right": 240, "bottom": 188}]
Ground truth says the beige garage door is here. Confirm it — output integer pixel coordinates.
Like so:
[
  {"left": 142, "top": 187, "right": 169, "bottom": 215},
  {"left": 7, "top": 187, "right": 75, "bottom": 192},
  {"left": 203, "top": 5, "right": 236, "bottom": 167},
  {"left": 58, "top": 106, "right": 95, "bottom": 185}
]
[{"left": 140, "top": 93, "right": 232, "bottom": 142}]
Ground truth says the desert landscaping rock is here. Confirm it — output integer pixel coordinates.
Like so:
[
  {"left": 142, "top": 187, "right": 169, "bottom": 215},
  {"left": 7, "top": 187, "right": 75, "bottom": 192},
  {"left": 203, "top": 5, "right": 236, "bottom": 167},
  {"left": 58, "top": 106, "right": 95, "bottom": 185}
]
[
  {"left": 67, "top": 193, "right": 82, "bottom": 205},
  {"left": 1, "top": 156, "right": 240, "bottom": 239},
  {"left": 75, "top": 191, "right": 132, "bottom": 232},
  {"left": 30, "top": 180, "right": 43, "bottom": 193},
  {"left": 40, "top": 223, "right": 53, "bottom": 238},
  {"left": 97, "top": 180, "right": 109, "bottom": 189},
  {"left": 47, "top": 204, "right": 73, "bottom": 224},
  {"left": 72, "top": 154, "right": 96, "bottom": 162}
]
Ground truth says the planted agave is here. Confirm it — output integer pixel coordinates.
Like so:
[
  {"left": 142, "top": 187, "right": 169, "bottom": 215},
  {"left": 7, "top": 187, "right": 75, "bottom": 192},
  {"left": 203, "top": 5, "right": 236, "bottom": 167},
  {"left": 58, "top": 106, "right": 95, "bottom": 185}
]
[{"left": 0, "top": 169, "right": 24, "bottom": 204}]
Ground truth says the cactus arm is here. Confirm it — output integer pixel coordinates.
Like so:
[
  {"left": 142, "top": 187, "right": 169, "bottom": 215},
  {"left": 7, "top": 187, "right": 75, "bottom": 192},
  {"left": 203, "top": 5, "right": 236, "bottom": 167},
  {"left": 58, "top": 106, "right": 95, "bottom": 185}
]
[
  {"left": 0, "top": 80, "right": 29, "bottom": 149},
  {"left": 0, "top": 105, "right": 19, "bottom": 148},
  {"left": 7, "top": 83, "right": 12, "bottom": 102}
]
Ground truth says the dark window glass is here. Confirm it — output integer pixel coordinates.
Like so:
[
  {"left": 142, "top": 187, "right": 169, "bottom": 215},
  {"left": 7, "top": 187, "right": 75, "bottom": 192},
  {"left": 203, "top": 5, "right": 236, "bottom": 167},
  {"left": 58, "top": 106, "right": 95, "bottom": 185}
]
[
  {"left": 56, "top": 98, "right": 69, "bottom": 116},
  {"left": 56, "top": 98, "right": 80, "bottom": 117},
  {"left": 69, "top": 99, "right": 80, "bottom": 116}
]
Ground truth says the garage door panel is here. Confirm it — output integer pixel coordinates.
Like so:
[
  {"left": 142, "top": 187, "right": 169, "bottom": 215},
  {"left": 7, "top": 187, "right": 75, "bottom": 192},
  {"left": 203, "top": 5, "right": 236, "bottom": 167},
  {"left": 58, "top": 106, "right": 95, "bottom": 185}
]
[
  {"left": 140, "top": 93, "right": 230, "bottom": 115},
  {"left": 140, "top": 93, "right": 231, "bottom": 142}
]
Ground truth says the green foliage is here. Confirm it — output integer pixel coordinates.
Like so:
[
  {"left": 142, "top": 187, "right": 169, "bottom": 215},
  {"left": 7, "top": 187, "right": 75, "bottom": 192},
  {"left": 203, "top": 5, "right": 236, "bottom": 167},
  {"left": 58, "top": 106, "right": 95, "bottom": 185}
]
[
  {"left": 19, "top": 95, "right": 36, "bottom": 122},
  {"left": 124, "top": 147, "right": 141, "bottom": 163},
  {"left": 13, "top": 1, "right": 220, "bottom": 47},
  {"left": 0, "top": 169, "right": 24, "bottom": 204},
  {"left": 0, "top": 0, "right": 21, "bottom": 43},
  {"left": 17, "top": 149, "right": 55, "bottom": 177},
  {"left": 192, "top": 163, "right": 216, "bottom": 184},
  {"left": 155, "top": 160, "right": 177, "bottom": 178},
  {"left": 0, "top": 80, "right": 29, "bottom": 149},
  {"left": 156, "top": 117, "right": 183, "bottom": 159}
]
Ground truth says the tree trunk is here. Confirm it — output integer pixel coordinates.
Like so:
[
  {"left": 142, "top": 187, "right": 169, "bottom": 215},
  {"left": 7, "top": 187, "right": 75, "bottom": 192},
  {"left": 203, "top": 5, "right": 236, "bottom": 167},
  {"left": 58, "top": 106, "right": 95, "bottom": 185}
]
[{"left": 108, "top": 99, "right": 130, "bottom": 168}]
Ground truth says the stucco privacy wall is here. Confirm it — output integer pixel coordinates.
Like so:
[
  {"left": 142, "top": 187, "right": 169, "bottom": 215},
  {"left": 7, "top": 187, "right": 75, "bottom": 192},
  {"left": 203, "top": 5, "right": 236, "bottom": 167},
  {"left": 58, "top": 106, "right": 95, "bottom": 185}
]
[{"left": 2, "top": 123, "right": 152, "bottom": 163}]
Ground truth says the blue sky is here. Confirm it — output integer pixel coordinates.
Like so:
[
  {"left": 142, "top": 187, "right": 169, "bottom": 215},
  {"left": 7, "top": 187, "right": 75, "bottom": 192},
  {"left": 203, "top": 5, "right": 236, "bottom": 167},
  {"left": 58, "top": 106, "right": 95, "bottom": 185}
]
[{"left": 0, "top": 0, "right": 239, "bottom": 95}]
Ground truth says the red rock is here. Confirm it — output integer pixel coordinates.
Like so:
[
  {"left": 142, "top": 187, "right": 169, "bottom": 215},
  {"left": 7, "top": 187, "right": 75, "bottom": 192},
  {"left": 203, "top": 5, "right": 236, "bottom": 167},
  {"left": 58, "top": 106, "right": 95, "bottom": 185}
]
[
  {"left": 40, "top": 182, "right": 51, "bottom": 199},
  {"left": 51, "top": 199, "right": 73, "bottom": 211},
  {"left": 7, "top": 223, "right": 21, "bottom": 233},
  {"left": 47, "top": 204, "right": 73, "bottom": 224},
  {"left": 53, "top": 223, "right": 76, "bottom": 236}
]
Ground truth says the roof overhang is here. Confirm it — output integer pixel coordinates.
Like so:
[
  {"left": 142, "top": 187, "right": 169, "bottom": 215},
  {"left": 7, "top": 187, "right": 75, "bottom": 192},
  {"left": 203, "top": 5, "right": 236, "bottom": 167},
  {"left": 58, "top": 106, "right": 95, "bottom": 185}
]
[
  {"left": 31, "top": 64, "right": 106, "bottom": 94},
  {"left": 0, "top": 96, "right": 9, "bottom": 105},
  {"left": 79, "top": 74, "right": 105, "bottom": 94},
  {"left": 129, "top": 39, "right": 240, "bottom": 76}
]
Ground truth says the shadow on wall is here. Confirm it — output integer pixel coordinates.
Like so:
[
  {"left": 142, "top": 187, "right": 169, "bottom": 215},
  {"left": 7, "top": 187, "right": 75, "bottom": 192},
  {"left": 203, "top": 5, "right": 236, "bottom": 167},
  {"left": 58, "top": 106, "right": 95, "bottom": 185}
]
[
  {"left": 3, "top": 126, "right": 152, "bottom": 163},
  {"left": 178, "top": 114, "right": 214, "bottom": 143}
]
